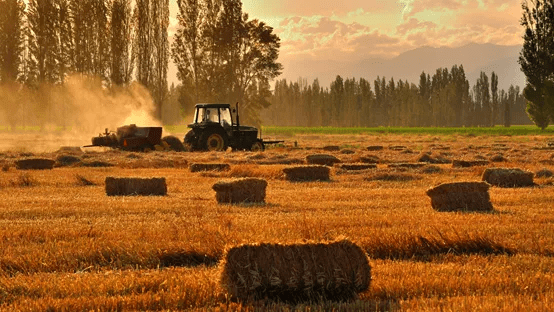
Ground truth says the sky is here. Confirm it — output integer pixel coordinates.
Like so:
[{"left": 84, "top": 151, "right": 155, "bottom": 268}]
[{"left": 168, "top": 0, "right": 524, "bottom": 85}]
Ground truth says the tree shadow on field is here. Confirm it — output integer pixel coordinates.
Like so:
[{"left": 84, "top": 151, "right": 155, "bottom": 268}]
[{"left": 157, "top": 250, "right": 219, "bottom": 268}]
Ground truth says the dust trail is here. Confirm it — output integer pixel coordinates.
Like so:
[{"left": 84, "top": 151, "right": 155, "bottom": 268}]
[{"left": 0, "top": 75, "right": 163, "bottom": 152}]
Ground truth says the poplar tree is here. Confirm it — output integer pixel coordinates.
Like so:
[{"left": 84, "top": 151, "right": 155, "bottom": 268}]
[
  {"left": 110, "top": 0, "right": 133, "bottom": 86},
  {"left": 519, "top": 0, "right": 554, "bottom": 129},
  {"left": 0, "top": 0, "right": 25, "bottom": 83}
]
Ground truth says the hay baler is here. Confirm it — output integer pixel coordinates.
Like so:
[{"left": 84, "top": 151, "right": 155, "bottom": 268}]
[{"left": 87, "top": 124, "right": 163, "bottom": 152}]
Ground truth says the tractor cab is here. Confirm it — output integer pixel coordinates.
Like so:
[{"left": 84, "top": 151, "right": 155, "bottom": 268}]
[{"left": 192, "top": 104, "right": 234, "bottom": 130}]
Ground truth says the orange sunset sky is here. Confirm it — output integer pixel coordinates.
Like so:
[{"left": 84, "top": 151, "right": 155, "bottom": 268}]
[{"left": 169, "top": 0, "right": 524, "bottom": 85}]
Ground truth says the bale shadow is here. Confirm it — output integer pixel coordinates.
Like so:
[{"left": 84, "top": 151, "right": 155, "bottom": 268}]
[
  {"left": 365, "top": 234, "right": 515, "bottom": 262},
  {"left": 158, "top": 251, "right": 219, "bottom": 268}
]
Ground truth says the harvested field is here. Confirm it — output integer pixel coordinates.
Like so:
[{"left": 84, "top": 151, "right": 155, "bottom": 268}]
[{"left": 0, "top": 131, "right": 554, "bottom": 311}]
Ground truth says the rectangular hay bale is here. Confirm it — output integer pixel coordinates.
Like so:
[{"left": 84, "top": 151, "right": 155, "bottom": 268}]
[
  {"left": 220, "top": 240, "right": 371, "bottom": 302},
  {"left": 482, "top": 167, "right": 535, "bottom": 187},
  {"left": 105, "top": 177, "right": 167, "bottom": 196},
  {"left": 426, "top": 181, "right": 493, "bottom": 212},
  {"left": 283, "top": 165, "right": 330, "bottom": 181},
  {"left": 212, "top": 178, "right": 267, "bottom": 204},
  {"left": 190, "top": 163, "right": 230, "bottom": 172}
]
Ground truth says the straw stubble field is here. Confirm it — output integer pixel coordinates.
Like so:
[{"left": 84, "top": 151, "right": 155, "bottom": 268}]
[{"left": 0, "top": 132, "right": 554, "bottom": 311}]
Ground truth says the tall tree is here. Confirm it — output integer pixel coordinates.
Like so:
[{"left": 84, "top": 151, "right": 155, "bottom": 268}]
[
  {"left": 172, "top": 0, "right": 281, "bottom": 125},
  {"left": 491, "top": 71, "right": 499, "bottom": 126},
  {"left": 519, "top": 0, "right": 554, "bottom": 129},
  {"left": 172, "top": 0, "right": 203, "bottom": 103},
  {"left": 134, "top": 0, "right": 169, "bottom": 119},
  {"left": 27, "top": 0, "right": 59, "bottom": 84},
  {"left": 110, "top": 0, "right": 133, "bottom": 85},
  {"left": 71, "top": 0, "right": 110, "bottom": 80},
  {"left": 0, "top": 0, "right": 25, "bottom": 83},
  {"left": 56, "top": 0, "right": 72, "bottom": 84}
]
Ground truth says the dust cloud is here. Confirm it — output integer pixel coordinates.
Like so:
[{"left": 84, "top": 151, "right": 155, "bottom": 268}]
[{"left": 0, "top": 75, "right": 163, "bottom": 152}]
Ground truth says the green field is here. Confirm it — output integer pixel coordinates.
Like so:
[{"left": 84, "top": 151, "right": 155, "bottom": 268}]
[
  {"left": 160, "top": 125, "right": 554, "bottom": 137},
  {"left": 259, "top": 125, "right": 554, "bottom": 136}
]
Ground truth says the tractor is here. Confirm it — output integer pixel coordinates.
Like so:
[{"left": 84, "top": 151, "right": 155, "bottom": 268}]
[{"left": 184, "top": 103, "right": 282, "bottom": 152}]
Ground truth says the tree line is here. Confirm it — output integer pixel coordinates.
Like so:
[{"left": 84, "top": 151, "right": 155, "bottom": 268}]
[
  {"left": 0, "top": 0, "right": 282, "bottom": 130},
  {"left": 0, "top": 0, "right": 169, "bottom": 129},
  {"left": 262, "top": 65, "right": 530, "bottom": 128}
]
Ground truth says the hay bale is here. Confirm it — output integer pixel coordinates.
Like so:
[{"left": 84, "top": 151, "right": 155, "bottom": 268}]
[
  {"left": 536, "top": 168, "right": 553, "bottom": 178},
  {"left": 162, "top": 135, "right": 186, "bottom": 152},
  {"left": 418, "top": 153, "right": 434, "bottom": 163},
  {"left": 322, "top": 145, "right": 340, "bottom": 151},
  {"left": 359, "top": 155, "right": 380, "bottom": 164},
  {"left": 15, "top": 158, "right": 55, "bottom": 170},
  {"left": 417, "top": 152, "right": 450, "bottom": 164},
  {"left": 389, "top": 145, "right": 407, "bottom": 151},
  {"left": 452, "top": 160, "right": 489, "bottom": 168},
  {"left": 490, "top": 154, "right": 507, "bottom": 162},
  {"left": 283, "top": 165, "right": 330, "bottom": 182},
  {"left": 55, "top": 154, "right": 81, "bottom": 166},
  {"left": 426, "top": 182, "right": 493, "bottom": 212},
  {"left": 105, "top": 177, "right": 167, "bottom": 196},
  {"left": 420, "top": 165, "right": 442, "bottom": 174},
  {"left": 212, "top": 178, "right": 267, "bottom": 204},
  {"left": 338, "top": 163, "right": 377, "bottom": 171},
  {"left": 81, "top": 161, "right": 114, "bottom": 167},
  {"left": 482, "top": 168, "right": 535, "bottom": 187},
  {"left": 366, "top": 145, "right": 383, "bottom": 151},
  {"left": 220, "top": 240, "right": 371, "bottom": 302},
  {"left": 190, "top": 163, "right": 230, "bottom": 172},
  {"left": 388, "top": 162, "right": 427, "bottom": 169},
  {"left": 306, "top": 154, "right": 340, "bottom": 166}
]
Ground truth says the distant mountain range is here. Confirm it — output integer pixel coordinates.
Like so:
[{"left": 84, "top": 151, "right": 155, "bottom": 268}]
[{"left": 279, "top": 43, "right": 525, "bottom": 92}]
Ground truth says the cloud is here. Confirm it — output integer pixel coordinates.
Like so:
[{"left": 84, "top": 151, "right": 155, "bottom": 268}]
[{"left": 243, "top": 0, "right": 404, "bottom": 18}]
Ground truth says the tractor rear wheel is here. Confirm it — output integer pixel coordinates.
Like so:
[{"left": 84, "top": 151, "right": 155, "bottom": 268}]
[{"left": 200, "top": 130, "right": 228, "bottom": 151}]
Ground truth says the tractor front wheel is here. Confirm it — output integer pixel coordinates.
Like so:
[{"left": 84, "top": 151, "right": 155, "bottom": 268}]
[
  {"left": 250, "top": 140, "right": 265, "bottom": 152},
  {"left": 200, "top": 130, "right": 228, "bottom": 151}
]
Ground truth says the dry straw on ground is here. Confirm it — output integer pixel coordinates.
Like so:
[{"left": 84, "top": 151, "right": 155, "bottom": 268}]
[
  {"left": 306, "top": 154, "right": 341, "bottom": 166},
  {"left": 15, "top": 158, "right": 55, "bottom": 170},
  {"left": 220, "top": 240, "right": 371, "bottom": 302},
  {"left": 212, "top": 178, "right": 267, "bottom": 204},
  {"left": 189, "top": 163, "right": 231, "bottom": 172},
  {"left": 482, "top": 167, "right": 535, "bottom": 187},
  {"left": 283, "top": 165, "right": 330, "bottom": 181},
  {"left": 426, "top": 181, "right": 493, "bottom": 212},
  {"left": 105, "top": 177, "right": 167, "bottom": 196}
]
